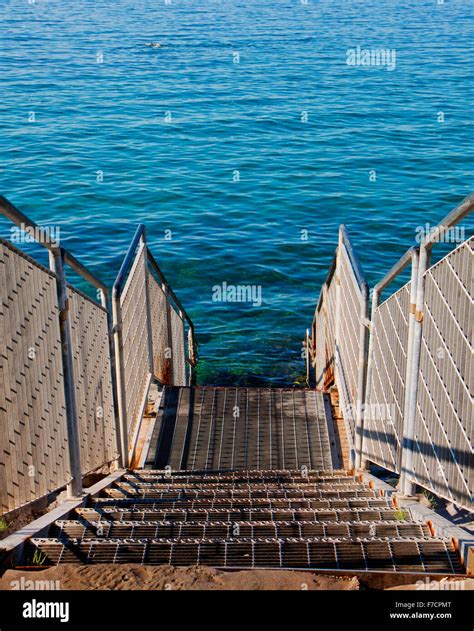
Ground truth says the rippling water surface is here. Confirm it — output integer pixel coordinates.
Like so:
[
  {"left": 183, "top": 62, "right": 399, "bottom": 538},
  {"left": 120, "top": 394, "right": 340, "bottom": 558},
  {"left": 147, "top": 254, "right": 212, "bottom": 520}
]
[{"left": 0, "top": 0, "right": 472, "bottom": 384}]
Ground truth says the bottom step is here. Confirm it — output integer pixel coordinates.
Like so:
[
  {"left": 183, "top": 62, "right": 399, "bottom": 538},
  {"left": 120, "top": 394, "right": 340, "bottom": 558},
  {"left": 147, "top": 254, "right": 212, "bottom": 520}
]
[{"left": 23, "top": 538, "right": 463, "bottom": 574}]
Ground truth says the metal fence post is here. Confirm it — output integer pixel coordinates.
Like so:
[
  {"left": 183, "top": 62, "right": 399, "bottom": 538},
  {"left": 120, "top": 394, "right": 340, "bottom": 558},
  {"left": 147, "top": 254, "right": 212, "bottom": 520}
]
[
  {"left": 142, "top": 242, "right": 155, "bottom": 378},
  {"left": 334, "top": 232, "right": 342, "bottom": 390},
  {"left": 362, "top": 286, "right": 381, "bottom": 469},
  {"left": 163, "top": 283, "right": 174, "bottom": 384},
  {"left": 355, "top": 282, "right": 370, "bottom": 470},
  {"left": 305, "top": 328, "right": 311, "bottom": 386},
  {"left": 188, "top": 325, "right": 197, "bottom": 385},
  {"left": 101, "top": 286, "right": 122, "bottom": 470},
  {"left": 178, "top": 309, "right": 187, "bottom": 385},
  {"left": 112, "top": 289, "right": 129, "bottom": 468},
  {"left": 399, "top": 249, "right": 419, "bottom": 494},
  {"left": 49, "top": 248, "right": 83, "bottom": 497},
  {"left": 400, "top": 245, "right": 430, "bottom": 496}
]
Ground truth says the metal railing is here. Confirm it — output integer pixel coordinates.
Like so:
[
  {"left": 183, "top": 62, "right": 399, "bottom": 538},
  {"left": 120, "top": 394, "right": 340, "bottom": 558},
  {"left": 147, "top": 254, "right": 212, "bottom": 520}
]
[
  {"left": 0, "top": 195, "right": 119, "bottom": 512},
  {"left": 363, "top": 247, "right": 419, "bottom": 476},
  {"left": 411, "top": 238, "right": 473, "bottom": 507},
  {"left": 0, "top": 196, "right": 196, "bottom": 514},
  {"left": 309, "top": 193, "right": 473, "bottom": 511},
  {"left": 403, "top": 194, "right": 473, "bottom": 506},
  {"left": 112, "top": 225, "right": 196, "bottom": 466},
  {"left": 312, "top": 253, "right": 337, "bottom": 391},
  {"left": 309, "top": 226, "right": 370, "bottom": 468}
]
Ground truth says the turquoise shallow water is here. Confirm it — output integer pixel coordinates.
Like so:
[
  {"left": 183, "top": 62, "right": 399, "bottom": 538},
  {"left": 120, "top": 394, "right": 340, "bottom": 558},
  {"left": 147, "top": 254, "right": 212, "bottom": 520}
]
[{"left": 0, "top": 0, "right": 472, "bottom": 385}]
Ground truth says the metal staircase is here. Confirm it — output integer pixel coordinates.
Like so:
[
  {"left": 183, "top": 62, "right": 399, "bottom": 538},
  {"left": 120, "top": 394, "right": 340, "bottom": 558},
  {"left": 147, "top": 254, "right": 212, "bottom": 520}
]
[
  {"left": 21, "top": 387, "right": 465, "bottom": 575},
  {"left": 1, "top": 196, "right": 471, "bottom": 581}
]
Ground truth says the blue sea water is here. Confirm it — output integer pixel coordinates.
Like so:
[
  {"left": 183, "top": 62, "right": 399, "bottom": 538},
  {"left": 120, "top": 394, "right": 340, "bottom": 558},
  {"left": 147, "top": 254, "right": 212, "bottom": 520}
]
[{"left": 0, "top": 0, "right": 472, "bottom": 385}]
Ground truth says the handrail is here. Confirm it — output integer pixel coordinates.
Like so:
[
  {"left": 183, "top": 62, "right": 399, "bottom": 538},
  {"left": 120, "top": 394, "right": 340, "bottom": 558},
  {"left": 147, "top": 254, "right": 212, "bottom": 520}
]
[
  {"left": 113, "top": 223, "right": 146, "bottom": 298},
  {"left": 420, "top": 192, "right": 474, "bottom": 250},
  {"left": 374, "top": 246, "right": 419, "bottom": 296},
  {"left": 0, "top": 195, "right": 108, "bottom": 296},
  {"left": 147, "top": 248, "right": 195, "bottom": 332},
  {"left": 339, "top": 224, "right": 368, "bottom": 293},
  {"left": 315, "top": 251, "right": 337, "bottom": 314},
  {"left": 371, "top": 194, "right": 473, "bottom": 295},
  {"left": 314, "top": 225, "right": 367, "bottom": 321},
  {"left": 0, "top": 195, "right": 57, "bottom": 250},
  {"left": 112, "top": 222, "right": 194, "bottom": 331}
]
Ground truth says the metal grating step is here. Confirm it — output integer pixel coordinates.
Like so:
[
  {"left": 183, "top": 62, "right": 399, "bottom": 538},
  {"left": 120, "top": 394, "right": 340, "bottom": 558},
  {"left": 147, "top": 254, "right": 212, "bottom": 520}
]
[
  {"left": 53, "top": 519, "right": 433, "bottom": 541},
  {"left": 134, "top": 469, "right": 348, "bottom": 483},
  {"left": 20, "top": 466, "right": 464, "bottom": 576},
  {"left": 24, "top": 537, "right": 463, "bottom": 573},
  {"left": 76, "top": 506, "right": 404, "bottom": 523},
  {"left": 147, "top": 388, "right": 334, "bottom": 472},
  {"left": 122, "top": 477, "right": 360, "bottom": 489},
  {"left": 92, "top": 496, "right": 391, "bottom": 510},
  {"left": 122, "top": 480, "right": 358, "bottom": 491},
  {"left": 109, "top": 482, "right": 378, "bottom": 500}
]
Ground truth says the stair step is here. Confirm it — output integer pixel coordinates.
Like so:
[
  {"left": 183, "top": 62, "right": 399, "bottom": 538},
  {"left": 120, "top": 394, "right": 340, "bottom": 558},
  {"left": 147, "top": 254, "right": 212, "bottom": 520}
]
[
  {"left": 109, "top": 483, "right": 377, "bottom": 500},
  {"left": 122, "top": 481, "right": 358, "bottom": 491},
  {"left": 93, "top": 496, "right": 391, "bottom": 510},
  {"left": 53, "top": 519, "right": 433, "bottom": 541},
  {"left": 76, "top": 506, "right": 403, "bottom": 523},
  {"left": 24, "top": 537, "right": 462, "bottom": 573},
  {"left": 135, "top": 469, "right": 348, "bottom": 483}
]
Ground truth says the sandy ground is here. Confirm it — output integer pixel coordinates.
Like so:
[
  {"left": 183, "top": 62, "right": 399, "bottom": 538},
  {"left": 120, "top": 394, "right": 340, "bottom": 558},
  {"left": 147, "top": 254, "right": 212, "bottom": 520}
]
[
  {"left": 1, "top": 564, "right": 471, "bottom": 591},
  {"left": 0, "top": 564, "right": 360, "bottom": 591}
]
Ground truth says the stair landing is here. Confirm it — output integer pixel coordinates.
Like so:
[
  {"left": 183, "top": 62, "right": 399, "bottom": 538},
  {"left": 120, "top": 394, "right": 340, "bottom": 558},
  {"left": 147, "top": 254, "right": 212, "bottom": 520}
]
[{"left": 145, "top": 387, "right": 336, "bottom": 472}]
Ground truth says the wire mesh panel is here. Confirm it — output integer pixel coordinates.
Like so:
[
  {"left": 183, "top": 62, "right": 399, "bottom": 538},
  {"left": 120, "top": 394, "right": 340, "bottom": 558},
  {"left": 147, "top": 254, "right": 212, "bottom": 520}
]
[
  {"left": 148, "top": 274, "right": 169, "bottom": 383},
  {"left": 120, "top": 244, "right": 151, "bottom": 438},
  {"left": 0, "top": 240, "right": 70, "bottom": 514},
  {"left": 314, "top": 292, "right": 326, "bottom": 389},
  {"left": 170, "top": 307, "right": 186, "bottom": 386},
  {"left": 336, "top": 241, "right": 363, "bottom": 443},
  {"left": 68, "top": 286, "right": 117, "bottom": 474},
  {"left": 324, "top": 277, "right": 337, "bottom": 387},
  {"left": 412, "top": 237, "right": 473, "bottom": 510},
  {"left": 314, "top": 280, "right": 337, "bottom": 390},
  {"left": 364, "top": 283, "right": 411, "bottom": 472}
]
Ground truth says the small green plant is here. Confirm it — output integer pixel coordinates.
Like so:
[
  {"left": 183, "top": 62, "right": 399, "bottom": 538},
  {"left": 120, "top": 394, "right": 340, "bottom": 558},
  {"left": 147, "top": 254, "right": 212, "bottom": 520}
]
[
  {"left": 0, "top": 517, "right": 8, "bottom": 532},
  {"left": 293, "top": 375, "right": 308, "bottom": 387},
  {"left": 32, "top": 549, "right": 47, "bottom": 566},
  {"left": 394, "top": 508, "right": 408, "bottom": 521},
  {"left": 423, "top": 490, "right": 440, "bottom": 510}
]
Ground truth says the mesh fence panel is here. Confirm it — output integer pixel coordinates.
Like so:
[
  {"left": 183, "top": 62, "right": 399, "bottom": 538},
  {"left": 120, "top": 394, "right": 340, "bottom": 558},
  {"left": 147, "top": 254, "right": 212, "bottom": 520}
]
[
  {"left": 68, "top": 286, "right": 117, "bottom": 474},
  {"left": 0, "top": 240, "right": 71, "bottom": 514},
  {"left": 170, "top": 306, "right": 186, "bottom": 386},
  {"left": 120, "top": 244, "right": 150, "bottom": 438},
  {"left": 364, "top": 283, "right": 411, "bottom": 472},
  {"left": 412, "top": 238, "right": 473, "bottom": 510},
  {"left": 314, "top": 280, "right": 337, "bottom": 390},
  {"left": 336, "top": 242, "right": 364, "bottom": 443},
  {"left": 148, "top": 274, "right": 169, "bottom": 383}
]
